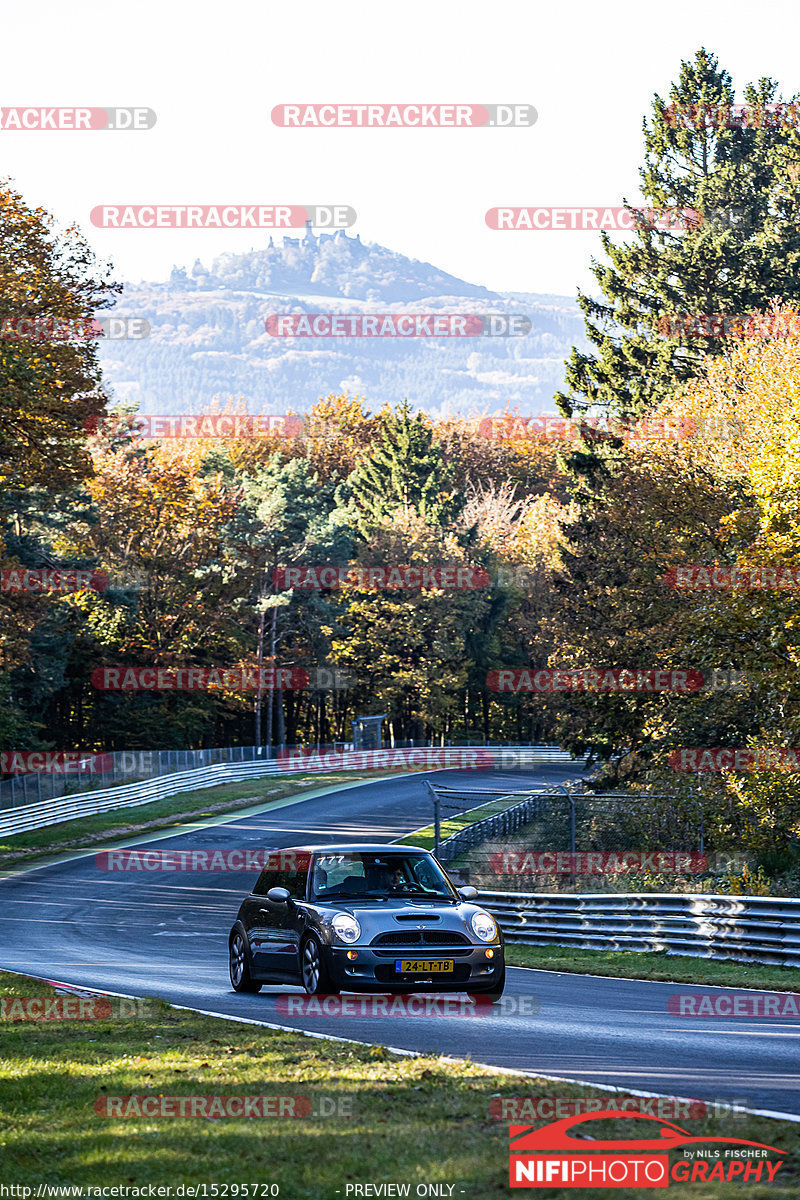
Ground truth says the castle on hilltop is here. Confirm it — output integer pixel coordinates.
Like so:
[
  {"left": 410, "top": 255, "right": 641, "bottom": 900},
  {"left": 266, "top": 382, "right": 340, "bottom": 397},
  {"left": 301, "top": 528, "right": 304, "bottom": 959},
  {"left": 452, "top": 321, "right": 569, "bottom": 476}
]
[
  {"left": 267, "top": 222, "right": 361, "bottom": 250},
  {"left": 169, "top": 223, "right": 363, "bottom": 286}
]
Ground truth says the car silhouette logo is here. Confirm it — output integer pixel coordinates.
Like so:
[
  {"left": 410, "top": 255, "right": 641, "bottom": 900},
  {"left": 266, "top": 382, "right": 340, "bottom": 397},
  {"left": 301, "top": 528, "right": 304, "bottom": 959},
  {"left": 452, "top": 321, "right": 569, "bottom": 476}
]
[{"left": 510, "top": 1111, "right": 785, "bottom": 1155}]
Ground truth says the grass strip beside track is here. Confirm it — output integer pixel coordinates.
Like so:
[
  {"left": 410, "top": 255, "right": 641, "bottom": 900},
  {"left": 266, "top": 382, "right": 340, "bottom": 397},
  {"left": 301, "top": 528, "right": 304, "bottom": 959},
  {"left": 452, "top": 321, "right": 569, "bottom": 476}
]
[
  {"left": 0, "top": 769, "right": 412, "bottom": 873},
  {"left": 505, "top": 944, "right": 800, "bottom": 991},
  {"left": 0, "top": 971, "right": 798, "bottom": 1197}
]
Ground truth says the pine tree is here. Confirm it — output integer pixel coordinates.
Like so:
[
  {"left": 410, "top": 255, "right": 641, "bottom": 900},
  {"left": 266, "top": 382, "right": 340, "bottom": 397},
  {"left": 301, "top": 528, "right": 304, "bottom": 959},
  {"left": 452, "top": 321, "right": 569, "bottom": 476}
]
[
  {"left": 556, "top": 48, "right": 800, "bottom": 445},
  {"left": 346, "top": 400, "right": 463, "bottom": 533}
]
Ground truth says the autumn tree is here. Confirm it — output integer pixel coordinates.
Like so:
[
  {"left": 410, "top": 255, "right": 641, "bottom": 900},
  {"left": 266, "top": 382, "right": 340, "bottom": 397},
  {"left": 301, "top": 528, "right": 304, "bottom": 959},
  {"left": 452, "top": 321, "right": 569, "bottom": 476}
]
[
  {"left": 0, "top": 179, "right": 118, "bottom": 496},
  {"left": 0, "top": 179, "right": 119, "bottom": 747},
  {"left": 230, "top": 455, "right": 355, "bottom": 750}
]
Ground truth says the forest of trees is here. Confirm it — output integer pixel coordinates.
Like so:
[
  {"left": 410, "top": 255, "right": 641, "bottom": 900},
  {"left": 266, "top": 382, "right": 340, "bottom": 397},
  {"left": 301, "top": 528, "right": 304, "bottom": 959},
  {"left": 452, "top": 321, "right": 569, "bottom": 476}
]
[{"left": 4, "top": 49, "right": 800, "bottom": 872}]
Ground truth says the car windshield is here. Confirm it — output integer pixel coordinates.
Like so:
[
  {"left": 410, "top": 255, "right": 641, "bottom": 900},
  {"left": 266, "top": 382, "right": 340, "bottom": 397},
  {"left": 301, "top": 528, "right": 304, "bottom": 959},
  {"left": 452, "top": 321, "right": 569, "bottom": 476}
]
[{"left": 310, "top": 852, "right": 457, "bottom": 901}]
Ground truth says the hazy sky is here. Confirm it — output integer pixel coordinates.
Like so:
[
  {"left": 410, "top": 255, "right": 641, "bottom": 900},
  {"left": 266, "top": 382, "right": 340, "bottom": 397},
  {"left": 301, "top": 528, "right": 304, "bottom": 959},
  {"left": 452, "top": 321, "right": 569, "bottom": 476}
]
[{"left": 4, "top": 0, "right": 799, "bottom": 297}]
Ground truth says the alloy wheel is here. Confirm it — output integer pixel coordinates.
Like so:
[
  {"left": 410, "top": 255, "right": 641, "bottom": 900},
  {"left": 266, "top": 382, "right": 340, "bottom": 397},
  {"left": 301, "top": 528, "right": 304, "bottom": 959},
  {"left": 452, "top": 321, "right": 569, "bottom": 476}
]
[{"left": 302, "top": 939, "right": 320, "bottom": 992}]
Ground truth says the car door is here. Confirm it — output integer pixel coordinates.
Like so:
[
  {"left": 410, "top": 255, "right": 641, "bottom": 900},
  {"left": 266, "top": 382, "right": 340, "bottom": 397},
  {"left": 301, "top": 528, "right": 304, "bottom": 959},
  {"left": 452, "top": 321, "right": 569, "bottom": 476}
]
[{"left": 250, "top": 860, "right": 309, "bottom": 980}]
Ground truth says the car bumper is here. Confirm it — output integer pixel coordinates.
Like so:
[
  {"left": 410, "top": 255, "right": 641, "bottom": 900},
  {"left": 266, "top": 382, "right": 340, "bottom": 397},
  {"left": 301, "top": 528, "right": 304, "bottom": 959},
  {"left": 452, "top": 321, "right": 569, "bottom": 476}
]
[{"left": 325, "top": 943, "right": 504, "bottom": 991}]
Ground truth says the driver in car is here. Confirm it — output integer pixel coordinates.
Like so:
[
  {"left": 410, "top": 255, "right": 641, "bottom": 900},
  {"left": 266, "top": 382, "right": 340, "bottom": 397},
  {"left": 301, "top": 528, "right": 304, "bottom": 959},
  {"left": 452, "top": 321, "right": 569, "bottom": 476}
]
[{"left": 364, "top": 861, "right": 404, "bottom": 892}]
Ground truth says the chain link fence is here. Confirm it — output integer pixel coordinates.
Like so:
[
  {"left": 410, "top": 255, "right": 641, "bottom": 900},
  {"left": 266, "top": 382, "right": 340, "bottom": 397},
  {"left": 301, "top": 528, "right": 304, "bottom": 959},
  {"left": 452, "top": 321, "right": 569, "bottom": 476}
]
[{"left": 429, "top": 784, "right": 728, "bottom": 894}]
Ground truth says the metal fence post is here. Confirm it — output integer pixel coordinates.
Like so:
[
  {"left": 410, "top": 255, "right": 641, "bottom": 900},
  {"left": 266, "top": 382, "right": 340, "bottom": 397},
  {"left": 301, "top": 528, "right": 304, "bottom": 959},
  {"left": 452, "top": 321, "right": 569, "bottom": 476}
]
[{"left": 427, "top": 781, "right": 441, "bottom": 858}]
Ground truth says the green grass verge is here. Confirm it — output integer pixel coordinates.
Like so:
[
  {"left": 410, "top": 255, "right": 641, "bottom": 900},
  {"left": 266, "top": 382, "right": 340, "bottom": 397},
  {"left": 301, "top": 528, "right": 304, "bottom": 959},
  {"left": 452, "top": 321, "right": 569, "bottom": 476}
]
[
  {"left": 396, "top": 792, "right": 526, "bottom": 851},
  {"left": 0, "top": 769, "right": 410, "bottom": 874},
  {"left": 0, "top": 971, "right": 797, "bottom": 1197},
  {"left": 505, "top": 944, "right": 800, "bottom": 991}
]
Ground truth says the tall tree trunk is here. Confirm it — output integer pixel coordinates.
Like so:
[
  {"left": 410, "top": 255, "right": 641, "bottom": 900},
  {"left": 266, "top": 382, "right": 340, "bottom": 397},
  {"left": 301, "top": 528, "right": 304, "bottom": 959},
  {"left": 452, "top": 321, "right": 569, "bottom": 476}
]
[
  {"left": 286, "top": 691, "right": 297, "bottom": 747},
  {"left": 254, "top": 600, "right": 265, "bottom": 750},
  {"left": 265, "top": 604, "right": 277, "bottom": 756},
  {"left": 276, "top": 684, "right": 285, "bottom": 751}
]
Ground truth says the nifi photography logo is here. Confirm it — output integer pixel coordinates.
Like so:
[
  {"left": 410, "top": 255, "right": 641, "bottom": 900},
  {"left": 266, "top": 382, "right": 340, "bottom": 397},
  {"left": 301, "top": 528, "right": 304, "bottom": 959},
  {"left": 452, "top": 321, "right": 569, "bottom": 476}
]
[{"left": 508, "top": 1111, "right": 785, "bottom": 1188}]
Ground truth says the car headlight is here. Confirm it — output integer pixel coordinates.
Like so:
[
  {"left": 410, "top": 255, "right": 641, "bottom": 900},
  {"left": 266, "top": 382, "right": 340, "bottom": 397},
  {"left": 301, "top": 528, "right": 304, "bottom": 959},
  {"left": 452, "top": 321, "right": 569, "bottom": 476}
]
[
  {"left": 470, "top": 910, "right": 498, "bottom": 943},
  {"left": 332, "top": 913, "right": 361, "bottom": 944}
]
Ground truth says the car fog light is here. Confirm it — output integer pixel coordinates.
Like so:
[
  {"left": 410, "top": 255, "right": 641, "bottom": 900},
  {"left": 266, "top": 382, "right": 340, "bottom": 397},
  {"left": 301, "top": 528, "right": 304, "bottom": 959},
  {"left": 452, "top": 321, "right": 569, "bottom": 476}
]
[
  {"left": 485, "top": 948, "right": 495, "bottom": 959},
  {"left": 346, "top": 950, "right": 358, "bottom": 960}
]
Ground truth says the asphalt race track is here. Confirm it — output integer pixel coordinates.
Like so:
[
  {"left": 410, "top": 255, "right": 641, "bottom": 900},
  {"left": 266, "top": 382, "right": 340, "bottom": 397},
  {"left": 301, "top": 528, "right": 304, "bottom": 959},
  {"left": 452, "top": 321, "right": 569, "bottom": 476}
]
[{"left": 1, "top": 766, "right": 799, "bottom": 1118}]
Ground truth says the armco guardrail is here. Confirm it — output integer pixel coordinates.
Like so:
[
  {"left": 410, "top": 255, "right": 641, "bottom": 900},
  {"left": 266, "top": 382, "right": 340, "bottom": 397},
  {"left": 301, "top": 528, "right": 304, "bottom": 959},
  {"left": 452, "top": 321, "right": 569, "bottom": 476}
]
[
  {"left": 0, "top": 741, "right": 575, "bottom": 811},
  {"left": 0, "top": 745, "right": 578, "bottom": 838},
  {"left": 481, "top": 890, "right": 800, "bottom": 968}
]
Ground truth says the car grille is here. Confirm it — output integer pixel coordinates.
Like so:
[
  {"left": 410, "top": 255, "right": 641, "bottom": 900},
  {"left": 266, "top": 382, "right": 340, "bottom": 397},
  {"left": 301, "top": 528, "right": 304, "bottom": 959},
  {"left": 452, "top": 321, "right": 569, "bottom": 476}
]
[
  {"left": 370, "top": 930, "right": 473, "bottom": 955},
  {"left": 371, "top": 931, "right": 471, "bottom": 947},
  {"left": 422, "top": 931, "right": 470, "bottom": 945}
]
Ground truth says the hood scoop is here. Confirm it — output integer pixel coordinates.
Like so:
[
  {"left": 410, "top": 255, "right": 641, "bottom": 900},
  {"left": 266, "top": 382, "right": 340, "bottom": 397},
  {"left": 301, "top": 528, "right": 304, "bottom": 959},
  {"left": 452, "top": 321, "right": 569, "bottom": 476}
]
[{"left": 394, "top": 913, "right": 441, "bottom": 922}]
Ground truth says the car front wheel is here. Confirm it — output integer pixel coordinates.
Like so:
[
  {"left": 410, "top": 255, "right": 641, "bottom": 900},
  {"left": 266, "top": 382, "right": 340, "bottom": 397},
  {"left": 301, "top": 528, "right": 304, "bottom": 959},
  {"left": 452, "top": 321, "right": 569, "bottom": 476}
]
[
  {"left": 301, "top": 934, "right": 340, "bottom": 995},
  {"left": 230, "top": 930, "right": 261, "bottom": 993}
]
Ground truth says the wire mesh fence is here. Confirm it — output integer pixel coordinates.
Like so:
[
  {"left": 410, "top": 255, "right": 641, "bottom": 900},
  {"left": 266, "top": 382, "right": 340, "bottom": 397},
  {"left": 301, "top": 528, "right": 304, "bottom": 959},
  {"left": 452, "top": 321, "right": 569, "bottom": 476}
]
[{"left": 428, "top": 782, "right": 728, "bottom": 894}]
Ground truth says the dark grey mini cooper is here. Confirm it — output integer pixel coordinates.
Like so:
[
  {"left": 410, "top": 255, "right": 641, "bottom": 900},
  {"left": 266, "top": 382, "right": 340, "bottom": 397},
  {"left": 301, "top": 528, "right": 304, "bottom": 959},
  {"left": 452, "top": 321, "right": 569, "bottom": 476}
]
[{"left": 228, "top": 842, "right": 504, "bottom": 998}]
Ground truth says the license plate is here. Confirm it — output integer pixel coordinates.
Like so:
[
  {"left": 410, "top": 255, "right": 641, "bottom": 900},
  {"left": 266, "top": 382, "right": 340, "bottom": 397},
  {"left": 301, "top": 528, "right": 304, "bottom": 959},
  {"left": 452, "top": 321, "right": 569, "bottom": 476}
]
[{"left": 395, "top": 959, "right": 454, "bottom": 974}]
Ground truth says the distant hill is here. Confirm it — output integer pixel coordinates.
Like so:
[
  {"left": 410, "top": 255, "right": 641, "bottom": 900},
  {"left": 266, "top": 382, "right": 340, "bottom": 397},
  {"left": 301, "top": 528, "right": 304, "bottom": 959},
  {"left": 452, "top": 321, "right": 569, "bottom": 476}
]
[{"left": 97, "top": 229, "right": 588, "bottom": 419}]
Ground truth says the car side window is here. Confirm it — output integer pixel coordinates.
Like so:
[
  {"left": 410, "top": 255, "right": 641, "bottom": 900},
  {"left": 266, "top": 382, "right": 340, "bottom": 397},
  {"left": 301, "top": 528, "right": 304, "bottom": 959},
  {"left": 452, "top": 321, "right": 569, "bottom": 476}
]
[{"left": 253, "top": 866, "right": 308, "bottom": 899}]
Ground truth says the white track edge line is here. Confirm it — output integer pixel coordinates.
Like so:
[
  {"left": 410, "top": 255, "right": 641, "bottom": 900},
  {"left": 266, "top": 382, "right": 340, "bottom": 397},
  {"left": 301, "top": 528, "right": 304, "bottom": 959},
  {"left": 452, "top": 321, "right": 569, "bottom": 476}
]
[{"left": 7, "top": 969, "right": 800, "bottom": 1125}]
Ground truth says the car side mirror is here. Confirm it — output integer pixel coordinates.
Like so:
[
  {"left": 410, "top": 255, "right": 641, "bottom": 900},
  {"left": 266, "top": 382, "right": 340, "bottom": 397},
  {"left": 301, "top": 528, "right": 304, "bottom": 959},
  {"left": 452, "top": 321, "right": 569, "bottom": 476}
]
[
  {"left": 267, "top": 886, "right": 290, "bottom": 903},
  {"left": 458, "top": 885, "right": 478, "bottom": 900}
]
